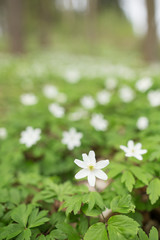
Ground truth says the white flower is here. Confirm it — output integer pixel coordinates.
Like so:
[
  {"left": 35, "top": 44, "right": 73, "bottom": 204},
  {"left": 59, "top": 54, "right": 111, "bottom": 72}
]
[
  {"left": 147, "top": 90, "right": 160, "bottom": 107},
  {"left": 62, "top": 128, "right": 83, "bottom": 150},
  {"left": 120, "top": 140, "right": 147, "bottom": 160},
  {"left": 137, "top": 117, "right": 149, "bottom": 130},
  {"left": 74, "top": 150, "right": 109, "bottom": 187},
  {"left": 65, "top": 69, "right": 80, "bottom": 84},
  {"left": 20, "top": 93, "right": 38, "bottom": 106},
  {"left": 90, "top": 114, "right": 108, "bottom": 131},
  {"left": 20, "top": 126, "right": 41, "bottom": 148},
  {"left": 80, "top": 95, "right": 95, "bottom": 109},
  {"left": 105, "top": 77, "right": 117, "bottom": 90},
  {"left": 135, "top": 77, "right": 152, "bottom": 92},
  {"left": 43, "top": 85, "right": 58, "bottom": 99},
  {"left": 119, "top": 86, "right": 135, "bottom": 103},
  {"left": 48, "top": 103, "right": 65, "bottom": 118},
  {"left": 0, "top": 128, "right": 7, "bottom": 139},
  {"left": 97, "top": 90, "right": 111, "bottom": 105},
  {"left": 68, "top": 108, "right": 88, "bottom": 121}
]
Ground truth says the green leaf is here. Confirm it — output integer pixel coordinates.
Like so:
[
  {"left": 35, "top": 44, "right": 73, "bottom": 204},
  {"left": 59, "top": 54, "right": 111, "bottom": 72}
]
[
  {"left": 16, "top": 228, "right": 31, "bottom": 240},
  {"left": 28, "top": 208, "right": 49, "bottom": 228},
  {"left": 50, "top": 229, "right": 66, "bottom": 240},
  {"left": 56, "top": 223, "right": 80, "bottom": 240},
  {"left": 83, "top": 192, "right": 105, "bottom": 211},
  {"left": 108, "top": 163, "right": 125, "bottom": 178},
  {"left": 84, "top": 222, "right": 108, "bottom": 240},
  {"left": 130, "top": 166, "right": 150, "bottom": 185},
  {"left": 138, "top": 228, "right": 149, "bottom": 240},
  {"left": 78, "top": 215, "right": 88, "bottom": 236},
  {"left": 110, "top": 195, "right": 135, "bottom": 213},
  {"left": 147, "top": 178, "right": 160, "bottom": 204},
  {"left": 82, "top": 204, "right": 102, "bottom": 217},
  {"left": 0, "top": 224, "right": 23, "bottom": 240},
  {"left": 108, "top": 215, "right": 140, "bottom": 240},
  {"left": 149, "top": 226, "right": 159, "bottom": 240},
  {"left": 121, "top": 170, "right": 135, "bottom": 192},
  {"left": 9, "top": 189, "right": 20, "bottom": 205},
  {"left": 11, "top": 204, "right": 33, "bottom": 227},
  {"left": 61, "top": 195, "right": 82, "bottom": 215}
]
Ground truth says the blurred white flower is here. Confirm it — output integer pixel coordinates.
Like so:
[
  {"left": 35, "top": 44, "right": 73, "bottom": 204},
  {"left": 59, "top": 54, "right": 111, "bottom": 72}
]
[
  {"left": 97, "top": 90, "right": 111, "bottom": 105},
  {"left": 74, "top": 150, "right": 109, "bottom": 187},
  {"left": 20, "top": 93, "right": 38, "bottom": 106},
  {"left": 80, "top": 95, "right": 95, "bottom": 109},
  {"left": 135, "top": 77, "right": 152, "bottom": 92},
  {"left": 43, "top": 85, "right": 58, "bottom": 99},
  {"left": 56, "top": 93, "right": 67, "bottom": 103},
  {"left": 147, "top": 90, "right": 160, "bottom": 107},
  {"left": 105, "top": 77, "right": 117, "bottom": 90},
  {"left": 20, "top": 126, "right": 41, "bottom": 148},
  {"left": 119, "top": 86, "right": 135, "bottom": 103},
  {"left": 48, "top": 103, "right": 65, "bottom": 118},
  {"left": 65, "top": 69, "right": 80, "bottom": 83},
  {"left": 62, "top": 128, "right": 83, "bottom": 150},
  {"left": 68, "top": 108, "right": 88, "bottom": 121},
  {"left": 120, "top": 140, "right": 147, "bottom": 160},
  {"left": 0, "top": 128, "right": 7, "bottom": 139},
  {"left": 91, "top": 114, "right": 108, "bottom": 131},
  {"left": 137, "top": 116, "right": 149, "bottom": 130}
]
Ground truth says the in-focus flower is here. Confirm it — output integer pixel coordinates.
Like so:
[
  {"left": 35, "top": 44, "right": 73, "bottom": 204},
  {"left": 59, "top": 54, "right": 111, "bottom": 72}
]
[
  {"left": 20, "top": 126, "right": 41, "bottom": 147},
  {"left": 120, "top": 140, "right": 147, "bottom": 160},
  {"left": 135, "top": 77, "right": 152, "bottom": 92},
  {"left": 20, "top": 93, "right": 38, "bottom": 106},
  {"left": 105, "top": 77, "right": 117, "bottom": 90},
  {"left": 80, "top": 95, "right": 95, "bottom": 109},
  {"left": 119, "top": 86, "right": 135, "bottom": 103},
  {"left": 137, "top": 117, "right": 149, "bottom": 130},
  {"left": 97, "top": 90, "right": 111, "bottom": 105},
  {"left": 74, "top": 150, "right": 109, "bottom": 187},
  {"left": 147, "top": 90, "right": 160, "bottom": 107},
  {"left": 68, "top": 108, "right": 88, "bottom": 121},
  {"left": 62, "top": 128, "right": 83, "bottom": 150},
  {"left": 48, "top": 103, "right": 65, "bottom": 118},
  {"left": 43, "top": 85, "right": 58, "bottom": 99},
  {"left": 90, "top": 114, "right": 108, "bottom": 131},
  {"left": 0, "top": 128, "right": 7, "bottom": 139},
  {"left": 65, "top": 69, "right": 80, "bottom": 84}
]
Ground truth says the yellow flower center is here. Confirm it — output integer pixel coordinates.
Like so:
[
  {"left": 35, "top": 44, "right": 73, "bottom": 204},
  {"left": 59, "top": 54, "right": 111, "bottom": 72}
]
[{"left": 88, "top": 165, "right": 94, "bottom": 171}]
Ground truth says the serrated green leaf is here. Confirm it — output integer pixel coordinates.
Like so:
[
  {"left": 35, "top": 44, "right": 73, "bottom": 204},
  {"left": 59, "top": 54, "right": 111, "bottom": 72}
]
[
  {"left": 147, "top": 178, "right": 160, "bottom": 204},
  {"left": 16, "top": 228, "right": 31, "bottom": 240},
  {"left": 149, "top": 226, "right": 159, "bottom": 240},
  {"left": 50, "top": 229, "right": 66, "bottom": 240},
  {"left": 82, "top": 204, "right": 102, "bottom": 217},
  {"left": 78, "top": 215, "right": 88, "bottom": 236},
  {"left": 130, "top": 166, "right": 150, "bottom": 185},
  {"left": 121, "top": 170, "right": 135, "bottom": 192},
  {"left": 11, "top": 204, "right": 33, "bottom": 227},
  {"left": 56, "top": 223, "right": 80, "bottom": 240},
  {"left": 84, "top": 222, "right": 108, "bottom": 240},
  {"left": 110, "top": 195, "right": 135, "bottom": 213},
  {"left": 108, "top": 163, "right": 125, "bottom": 178},
  {"left": 61, "top": 195, "right": 82, "bottom": 215},
  {"left": 138, "top": 228, "right": 149, "bottom": 240},
  {"left": 0, "top": 224, "right": 23, "bottom": 240},
  {"left": 28, "top": 208, "right": 49, "bottom": 228},
  {"left": 108, "top": 215, "right": 140, "bottom": 240},
  {"left": 83, "top": 192, "right": 105, "bottom": 211}
]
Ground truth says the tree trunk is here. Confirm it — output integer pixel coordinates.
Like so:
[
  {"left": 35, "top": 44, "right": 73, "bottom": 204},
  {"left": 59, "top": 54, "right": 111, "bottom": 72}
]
[
  {"left": 6, "top": 0, "right": 24, "bottom": 54},
  {"left": 144, "top": 0, "right": 159, "bottom": 62},
  {"left": 86, "top": 0, "right": 98, "bottom": 43}
]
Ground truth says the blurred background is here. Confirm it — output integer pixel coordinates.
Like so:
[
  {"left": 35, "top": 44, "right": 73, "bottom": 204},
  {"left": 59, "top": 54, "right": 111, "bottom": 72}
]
[{"left": 0, "top": 0, "right": 159, "bottom": 63}]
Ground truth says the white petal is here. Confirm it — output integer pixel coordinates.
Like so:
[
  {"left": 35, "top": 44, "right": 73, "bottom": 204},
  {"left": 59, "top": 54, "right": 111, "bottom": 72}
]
[
  {"left": 74, "top": 159, "right": 87, "bottom": 168},
  {"left": 89, "top": 150, "right": 96, "bottom": 164},
  {"left": 94, "top": 169, "right": 108, "bottom": 180},
  {"left": 139, "top": 149, "right": 147, "bottom": 154},
  {"left": 82, "top": 153, "right": 89, "bottom": 163},
  {"left": 95, "top": 160, "right": 109, "bottom": 169},
  {"left": 134, "top": 154, "right": 143, "bottom": 160},
  {"left": 120, "top": 145, "right": 128, "bottom": 152},
  {"left": 135, "top": 143, "right": 142, "bottom": 150},
  {"left": 75, "top": 169, "right": 88, "bottom": 179},
  {"left": 128, "top": 140, "right": 134, "bottom": 149},
  {"left": 88, "top": 172, "right": 96, "bottom": 187}
]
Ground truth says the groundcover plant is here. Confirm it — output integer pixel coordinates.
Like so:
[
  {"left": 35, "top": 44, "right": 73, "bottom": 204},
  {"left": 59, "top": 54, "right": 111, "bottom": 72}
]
[{"left": 0, "top": 57, "right": 160, "bottom": 240}]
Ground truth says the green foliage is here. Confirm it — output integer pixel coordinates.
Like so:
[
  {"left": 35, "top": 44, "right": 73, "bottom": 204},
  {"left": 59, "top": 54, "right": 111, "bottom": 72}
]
[
  {"left": 147, "top": 178, "right": 160, "bottom": 204},
  {"left": 110, "top": 194, "right": 135, "bottom": 213},
  {"left": 84, "top": 223, "right": 108, "bottom": 240}
]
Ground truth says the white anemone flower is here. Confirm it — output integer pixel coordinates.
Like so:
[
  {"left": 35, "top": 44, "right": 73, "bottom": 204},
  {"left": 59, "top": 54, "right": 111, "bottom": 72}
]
[
  {"left": 135, "top": 77, "right": 152, "bottom": 92},
  {"left": 147, "top": 90, "right": 160, "bottom": 107},
  {"left": 48, "top": 103, "right": 65, "bottom": 118},
  {"left": 20, "top": 93, "right": 38, "bottom": 106},
  {"left": 119, "top": 86, "right": 135, "bottom": 103},
  {"left": 0, "top": 128, "right": 7, "bottom": 139},
  {"left": 43, "top": 85, "right": 58, "bottom": 99},
  {"left": 65, "top": 69, "right": 80, "bottom": 84},
  {"left": 136, "top": 117, "right": 149, "bottom": 130},
  {"left": 80, "top": 95, "right": 95, "bottom": 109},
  {"left": 74, "top": 150, "right": 109, "bottom": 187},
  {"left": 120, "top": 140, "right": 147, "bottom": 160},
  {"left": 90, "top": 114, "right": 108, "bottom": 131},
  {"left": 20, "top": 126, "right": 41, "bottom": 148},
  {"left": 97, "top": 90, "right": 111, "bottom": 105},
  {"left": 62, "top": 128, "right": 83, "bottom": 150},
  {"left": 105, "top": 77, "right": 117, "bottom": 90}
]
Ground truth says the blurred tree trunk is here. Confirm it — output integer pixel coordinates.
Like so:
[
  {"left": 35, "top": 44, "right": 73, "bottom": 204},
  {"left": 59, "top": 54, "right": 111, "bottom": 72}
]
[
  {"left": 144, "top": 0, "right": 159, "bottom": 62},
  {"left": 86, "top": 0, "right": 98, "bottom": 42},
  {"left": 6, "top": 0, "right": 24, "bottom": 54}
]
